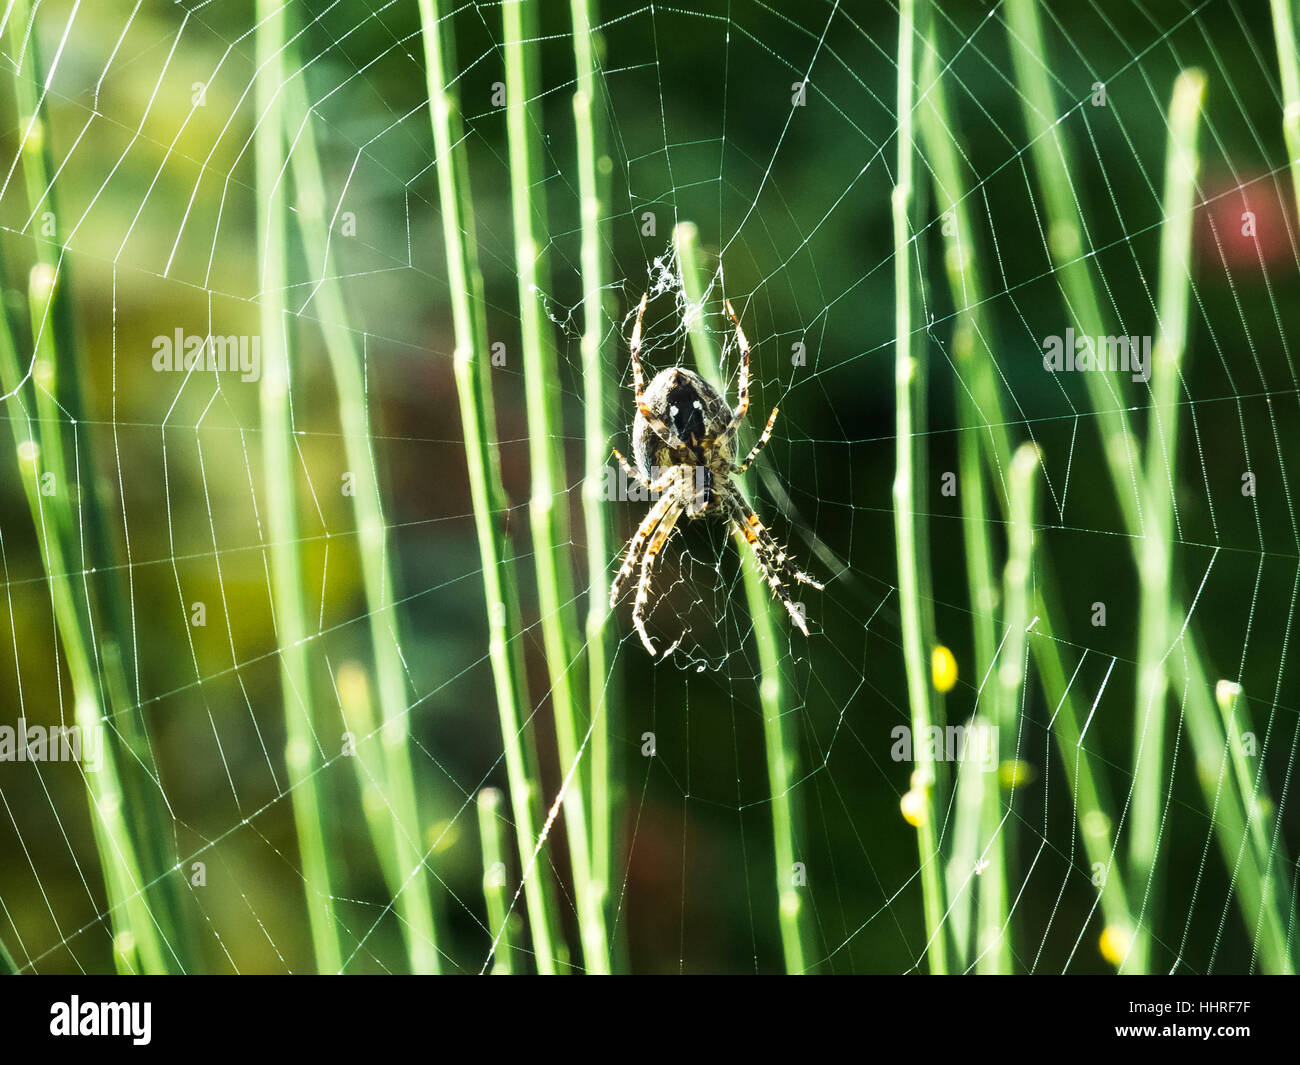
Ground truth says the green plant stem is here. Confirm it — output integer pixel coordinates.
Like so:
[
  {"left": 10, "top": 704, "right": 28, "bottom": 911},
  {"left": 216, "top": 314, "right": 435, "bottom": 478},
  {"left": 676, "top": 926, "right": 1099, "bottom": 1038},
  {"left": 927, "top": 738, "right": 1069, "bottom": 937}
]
[
  {"left": 254, "top": 0, "right": 341, "bottom": 975},
  {"left": 918, "top": 17, "right": 1136, "bottom": 957},
  {"left": 477, "top": 788, "right": 514, "bottom": 975},
  {"left": 6, "top": 0, "right": 190, "bottom": 971},
  {"left": 503, "top": 0, "right": 608, "bottom": 975},
  {"left": 674, "top": 222, "right": 809, "bottom": 973},
  {"left": 571, "top": 0, "right": 619, "bottom": 947},
  {"left": 916, "top": 24, "right": 1009, "bottom": 974},
  {"left": 1270, "top": 0, "right": 1300, "bottom": 220},
  {"left": 892, "top": 0, "right": 947, "bottom": 976},
  {"left": 283, "top": 69, "right": 441, "bottom": 975},
  {"left": 418, "top": 0, "right": 564, "bottom": 974},
  {"left": 1127, "top": 69, "right": 1205, "bottom": 974},
  {"left": 0, "top": 267, "right": 170, "bottom": 975},
  {"left": 1174, "top": 645, "right": 1295, "bottom": 972},
  {"left": 1003, "top": 0, "right": 1252, "bottom": 968},
  {"left": 1215, "top": 682, "right": 1293, "bottom": 969}
]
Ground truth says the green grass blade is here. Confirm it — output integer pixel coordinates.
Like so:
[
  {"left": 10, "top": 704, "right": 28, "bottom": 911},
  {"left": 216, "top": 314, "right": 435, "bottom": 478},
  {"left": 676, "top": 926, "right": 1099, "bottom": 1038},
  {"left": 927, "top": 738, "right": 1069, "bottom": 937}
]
[
  {"left": 571, "top": 0, "right": 619, "bottom": 948},
  {"left": 417, "top": 0, "right": 565, "bottom": 975},
  {"left": 503, "top": 0, "right": 609, "bottom": 975},
  {"left": 283, "top": 64, "right": 442, "bottom": 974},
  {"left": 1127, "top": 68, "right": 1205, "bottom": 974},
  {"left": 0, "top": 265, "right": 170, "bottom": 974},
  {"left": 5, "top": 0, "right": 191, "bottom": 971},
  {"left": 674, "top": 222, "right": 810, "bottom": 973},
  {"left": 1215, "top": 681, "right": 1293, "bottom": 969},
  {"left": 254, "top": 0, "right": 341, "bottom": 975},
  {"left": 892, "top": 0, "right": 947, "bottom": 976},
  {"left": 1270, "top": 0, "right": 1300, "bottom": 219},
  {"left": 919, "top": 12, "right": 1137, "bottom": 966},
  {"left": 477, "top": 788, "right": 515, "bottom": 975}
]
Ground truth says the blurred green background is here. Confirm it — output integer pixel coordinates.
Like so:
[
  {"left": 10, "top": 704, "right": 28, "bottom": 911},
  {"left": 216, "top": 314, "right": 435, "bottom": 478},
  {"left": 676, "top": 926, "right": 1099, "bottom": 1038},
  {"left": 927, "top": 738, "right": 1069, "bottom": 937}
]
[{"left": 0, "top": 0, "right": 1296, "bottom": 973}]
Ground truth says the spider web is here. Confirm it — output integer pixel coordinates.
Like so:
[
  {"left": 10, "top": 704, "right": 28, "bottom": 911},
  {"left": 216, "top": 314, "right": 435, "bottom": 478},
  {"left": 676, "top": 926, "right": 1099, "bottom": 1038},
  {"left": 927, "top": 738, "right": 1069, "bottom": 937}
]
[{"left": 0, "top": 0, "right": 1297, "bottom": 975}]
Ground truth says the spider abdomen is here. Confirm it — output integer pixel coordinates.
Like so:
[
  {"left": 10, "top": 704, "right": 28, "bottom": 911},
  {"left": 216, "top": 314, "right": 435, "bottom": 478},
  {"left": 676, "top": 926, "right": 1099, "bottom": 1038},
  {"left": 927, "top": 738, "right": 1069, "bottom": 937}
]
[{"left": 632, "top": 366, "right": 735, "bottom": 487}]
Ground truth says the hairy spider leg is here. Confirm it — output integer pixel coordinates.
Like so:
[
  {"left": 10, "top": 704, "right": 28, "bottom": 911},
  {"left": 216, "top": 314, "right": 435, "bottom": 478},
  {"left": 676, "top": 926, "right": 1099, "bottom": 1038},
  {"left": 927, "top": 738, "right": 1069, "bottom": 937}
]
[
  {"left": 632, "top": 494, "right": 686, "bottom": 656},
  {"left": 612, "top": 446, "right": 660, "bottom": 492},
  {"left": 735, "top": 406, "right": 781, "bottom": 473},
  {"left": 609, "top": 478, "right": 677, "bottom": 608},
  {"left": 721, "top": 298, "right": 752, "bottom": 438},
  {"left": 629, "top": 292, "right": 687, "bottom": 450},
  {"left": 707, "top": 295, "right": 759, "bottom": 455},
  {"left": 723, "top": 488, "right": 823, "bottom": 636}
]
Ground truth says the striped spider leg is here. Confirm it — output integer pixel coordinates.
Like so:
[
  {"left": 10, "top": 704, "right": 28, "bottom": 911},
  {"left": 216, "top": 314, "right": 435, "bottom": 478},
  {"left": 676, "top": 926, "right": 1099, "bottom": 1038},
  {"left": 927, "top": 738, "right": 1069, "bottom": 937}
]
[
  {"left": 721, "top": 485, "right": 823, "bottom": 635},
  {"left": 629, "top": 294, "right": 688, "bottom": 451},
  {"left": 608, "top": 455, "right": 692, "bottom": 655},
  {"left": 609, "top": 449, "right": 676, "bottom": 607}
]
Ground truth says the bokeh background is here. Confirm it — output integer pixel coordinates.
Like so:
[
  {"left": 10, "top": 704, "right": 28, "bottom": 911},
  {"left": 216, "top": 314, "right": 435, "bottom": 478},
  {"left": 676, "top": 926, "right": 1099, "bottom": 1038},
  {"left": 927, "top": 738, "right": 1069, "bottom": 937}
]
[{"left": 0, "top": 0, "right": 1296, "bottom": 973}]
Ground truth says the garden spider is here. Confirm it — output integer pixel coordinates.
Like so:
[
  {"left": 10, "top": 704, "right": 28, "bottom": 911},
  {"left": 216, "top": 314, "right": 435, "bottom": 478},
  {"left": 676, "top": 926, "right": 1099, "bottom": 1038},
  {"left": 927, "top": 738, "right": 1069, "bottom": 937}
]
[{"left": 609, "top": 293, "right": 822, "bottom": 655}]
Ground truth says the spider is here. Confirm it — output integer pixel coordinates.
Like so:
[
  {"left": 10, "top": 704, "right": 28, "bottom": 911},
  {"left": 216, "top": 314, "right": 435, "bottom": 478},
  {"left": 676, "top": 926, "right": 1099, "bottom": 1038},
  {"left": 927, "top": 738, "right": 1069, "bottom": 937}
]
[{"left": 609, "top": 292, "right": 822, "bottom": 655}]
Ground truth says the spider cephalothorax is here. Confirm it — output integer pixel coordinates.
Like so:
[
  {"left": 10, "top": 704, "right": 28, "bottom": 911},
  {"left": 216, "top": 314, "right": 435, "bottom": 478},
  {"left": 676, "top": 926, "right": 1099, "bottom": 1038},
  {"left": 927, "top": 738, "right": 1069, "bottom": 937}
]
[{"left": 610, "top": 293, "right": 822, "bottom": 655}]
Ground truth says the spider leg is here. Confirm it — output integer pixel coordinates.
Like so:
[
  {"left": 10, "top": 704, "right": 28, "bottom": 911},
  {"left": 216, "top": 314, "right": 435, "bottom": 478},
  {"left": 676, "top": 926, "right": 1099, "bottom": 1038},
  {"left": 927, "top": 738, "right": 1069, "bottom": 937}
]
[
  {"left": 629, "top": 293, "right": 649, "bottom": 399},
  {"left": 609, "top": 487, "right": 676, "bottom": 609},
  {"left": 734, "top": 406, "right": 780, "bottom": 473},
  {"left": 631, "top": 499, "right": 685, "bottom": 656},
  {"left": 612, "top": 446, "right": 673, "bottom": 493},
  {"left": 629, "top": 292, "right": 689, "bottom": 450},
  {"left": 722, "top": 488, "right": 822, "bottom": 636},
  {"left": 724, "top": 298, "right": 751, "bottom": 424}
]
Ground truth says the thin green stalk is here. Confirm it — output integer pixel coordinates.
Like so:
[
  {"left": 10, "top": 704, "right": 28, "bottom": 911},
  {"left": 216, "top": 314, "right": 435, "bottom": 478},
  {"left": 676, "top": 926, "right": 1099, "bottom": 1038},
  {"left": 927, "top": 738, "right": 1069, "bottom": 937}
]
[
  {"left": 6, "top": 0, "right": 189, "bottom": 970},
  {"left": 1004, "top": 0, "right": 1252, "bottom": 967},
  {"left": 571, "top": 0, "right": 619, "bottom": 945},
  {"left": 1004, "top": 0, "right": 1143, "bottom": 537},
  {"left": 1173, "top": 645, "right": 1295, "bottom": 972},
  {"left": 1215, "top": 682, "right": 1293, "bottom": 968},
  {"left": 503, "top": 0, "right": 609, "bottom": 975},
  {"left": 477, "top": 788, "right": 515, "bottom": 975},
  {"left": 674, "top": 222, "right": 810, "bottom": 973},
  {"left": 1127, "top": 69, "right": 1205, "bottom": 974},
  {"left": 944, "top": 719, "right": 987, "bottom": 968},
  {"left": 284, "top": 69, "right": 441, "bottom": 974},
  {"left": 0, "top": 270, "right": 169, "bottom": 974},
  {"left": 917, "top": 23, "right": 1009, "bottom": 973},
  {"left": 1270, "top": 0, "right": 1300, "bottom": 220},
  {"left": 982, "top": 444, "right": 1040, "bottom": 971},
  {"left": 418, "top": 0, "right": 564, "bottom": 974},
  {"left": 892, "top": 0, "right": 947, "bottom": 975},
  {"left": 918, "top": 17, "right": 1136, "bottom": 957},
  {"left": 255, "top": 0, "right": 340, "bottom": 974}
]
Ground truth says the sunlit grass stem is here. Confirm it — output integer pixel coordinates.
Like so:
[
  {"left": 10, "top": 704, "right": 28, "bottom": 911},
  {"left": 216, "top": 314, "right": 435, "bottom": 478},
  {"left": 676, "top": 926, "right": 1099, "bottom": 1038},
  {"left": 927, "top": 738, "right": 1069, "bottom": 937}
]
[
  {"left": 1270, "top": 0, "right": 1300, "bottom": 219},
  {"left": 418, "top": 0, "right": 564, "bottom": 974},
  {"left": 892, "top": 0, "right": 947, "bottom": 976},
  {"left": 918, "top": 15, "right": 1136, "bottom": 959},
  {"left": 0, "top": 265, "right": 170, "bottom": 975},
  {"left": 1215, "top": 681, "right": 1293, "bottom": 968},
  {"left": 1127, "top": 68, "right": 1205, "bottom": 973},
  {"left": 675, "top": 222, "right": 809, "bottom": 973},
  {"left": 503, "top": 0, "right": 609, "bottom": 975},
  {"left": 4, "top": 0, "right": 188, "bottom": 972},
  {"left": 283, "top": 67, "right": 442, "bottom": 974},
  {"left": 571, "top": 0, "right": 619, "bottom": 943},
  {"left": 477, "top": 788, "right": 515, "bottom": 975},
  {"left": 254, "top": 0, "right": 342, "bottom": 975}
]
